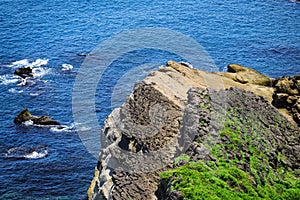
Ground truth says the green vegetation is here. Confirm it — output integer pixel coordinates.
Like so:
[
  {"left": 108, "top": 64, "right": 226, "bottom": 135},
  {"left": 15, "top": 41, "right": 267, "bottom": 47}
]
[
  {"left": 160, "top": 107, "right": 300, "bottom": 200},
  {"left": 174, "top": 154, "right": 190, "bottom": 165}
]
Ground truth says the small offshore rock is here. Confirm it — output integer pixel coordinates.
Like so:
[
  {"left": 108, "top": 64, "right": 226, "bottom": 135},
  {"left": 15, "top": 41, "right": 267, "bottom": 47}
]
[
  {"left": 14, "top": 67, "right": 33, "bottom": 79},
  {"left": 14, "top": 109, "right": 60, "bottom": 126}
]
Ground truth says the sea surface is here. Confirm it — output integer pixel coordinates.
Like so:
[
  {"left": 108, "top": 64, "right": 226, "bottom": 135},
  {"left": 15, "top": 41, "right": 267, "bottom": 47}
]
[{"left": 0, "top": 0, "right": 299, "bottom": 199}]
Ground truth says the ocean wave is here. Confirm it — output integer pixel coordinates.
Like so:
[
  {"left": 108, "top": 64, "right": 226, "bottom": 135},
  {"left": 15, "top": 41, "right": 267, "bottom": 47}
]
[
  {"left": 31, "top": 59, "right": 49, "bottom": 67},
  {"left": 11, "top": 59, "right": 30, "bottom": 67},
  {"left": 1, "top": 58, "right": 50, "bottom": 87},
  {"left": 50, "top": 124, "right": 76, "bottom": 133},
  {"left": 62, "top": 63, "right": 73, "bottom": 71},
  {"left": 32, "top": 67, "right": 50, "bottom": 77},
  {"left": 50, "top": 123, "right": 92, "bottom": 133},
  {"left": 5, "top": 145, "right": 48, "bottom": 160},
  {"left": 8, "top": 88, "right": 23, "bottom": 94},
  {"left": 0, "top": 75, "right": 19, "bottom": 85},
  {"left": 9, "top": 58, "right": 49, "bottom": 68},
  {"left": 29, "top": 92, "right": 40, "bottom": 96},
  {"left": 9, "top": 58, "right": 50, "bottom": 78},
  {"left": 24, "top": 150, "right": 48, "bottom": 159},
  {"left": 16, "top": 78, "right": 27, "bottom": 86}
]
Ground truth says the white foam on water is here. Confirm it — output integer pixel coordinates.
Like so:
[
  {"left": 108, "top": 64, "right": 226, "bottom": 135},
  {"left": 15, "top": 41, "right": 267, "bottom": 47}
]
[
  {"left": 29, "top": 92, "right": 40, "bottom": 96},
  {"left": 17, "top": 78, "right": 27, "bottom": 86},
  {"left": 23, "top": 120, "right": 34, "bottom": 126},
  {"left": 8, "top": 88, "right": 23, "bottom": 94},
  {"left": 62, "top": 63, "right": 73, "bottom": 71},
  {"left": 6, "top": 146, "right": 48, "bottom": 160},
  {"left": 7, "top": 147, "right": 18, "bottom": 154},
  {"left": 31, "top": 58, "right": 49, "bottom": 67},
  {"left": 32, "top": 67, "right": 50, "bottom": 77},
  {"left": 24, "top": 150, "right": 48, "bottom": 159},
  {"left": 74, "top": 122, "right": 92, "bottom": 132},
  {"left": 50, "top": 124, "right": 76, "bottom": 133},
  {"left": 11, "top": 59, "right": 30, "bottom": 67},
  {"left": 0, "top": 75, "right": 19, "bottom": 85}
]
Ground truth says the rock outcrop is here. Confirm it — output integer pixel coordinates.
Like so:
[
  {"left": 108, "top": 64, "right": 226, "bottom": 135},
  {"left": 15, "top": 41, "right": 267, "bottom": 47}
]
[
  {"left": 272, "top": 75, "right": 300, "bottom": 124},
  {"left": 219, "top": 63, "right": 273, "bottom": 86},
  {"left": 88, "top": 61, "right": 300, "bottom": 200},
  {"left": 14, "top": 67, "right": 33, "bottom": 79},
  {"left": 158, "top": 87, "right": 300, "bottom": 199},
  {"left": 14, "top": 109, "right": 60, "bottom": 126}
]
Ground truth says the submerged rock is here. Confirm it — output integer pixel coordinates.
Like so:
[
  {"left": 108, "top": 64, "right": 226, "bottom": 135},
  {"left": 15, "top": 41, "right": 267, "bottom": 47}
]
[
  {"left": 14, "top": 67, "right": 33, "bottom": 79},
  {"left": 14, "top": 109, "right": 60, "bottom": 126}
]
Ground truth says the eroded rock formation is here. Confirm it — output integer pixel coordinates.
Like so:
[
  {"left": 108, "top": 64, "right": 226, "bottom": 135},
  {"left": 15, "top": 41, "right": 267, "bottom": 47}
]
[
  {"left": 14, "top": 109, "right": 60, "bottom": 126},
  {"left": 88, "top": 61, "right": 300, "bottom": 200},
  {"left": 272, "top": 75, "right": 300, "bottom": 124}
]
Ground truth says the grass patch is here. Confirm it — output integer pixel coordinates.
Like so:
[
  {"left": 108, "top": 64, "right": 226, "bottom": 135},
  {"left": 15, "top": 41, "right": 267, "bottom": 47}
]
[{"left": 160, "top": 106, "right": 300, "bottom": 199}]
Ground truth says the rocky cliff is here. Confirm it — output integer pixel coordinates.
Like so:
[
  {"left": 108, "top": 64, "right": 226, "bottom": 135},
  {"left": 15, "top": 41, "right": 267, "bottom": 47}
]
[{"left": 88, "top": 61, "right": 300, "bottom": 200}]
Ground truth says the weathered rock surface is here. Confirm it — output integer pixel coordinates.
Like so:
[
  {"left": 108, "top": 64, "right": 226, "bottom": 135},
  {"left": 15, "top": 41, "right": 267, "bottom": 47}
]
[
  {"left": 88, "top": 61, "right": 300, "bottom": 200},
  {"left": 272, "top": 75, "right": 300, "bottom": 124},
  {"left": 14, "top": 109, "right": 60, "bottom": 126},
  {"left": 219, "top": 63, "right": 273, "bottom": 86},
  {"left": 158, "top": 87, "right": 300, "bottom": 199},
  {"left": 188, "top": 87, "right": 299, "bottom": 168}
]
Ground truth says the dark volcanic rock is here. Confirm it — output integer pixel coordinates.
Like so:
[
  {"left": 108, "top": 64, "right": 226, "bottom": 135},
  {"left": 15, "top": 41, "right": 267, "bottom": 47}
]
[
  {"left": 14, "top": 109, "right": 60, "bottom": 126},
  {"left": 14, "top": 67, "right": 33, "bottom": 79}
]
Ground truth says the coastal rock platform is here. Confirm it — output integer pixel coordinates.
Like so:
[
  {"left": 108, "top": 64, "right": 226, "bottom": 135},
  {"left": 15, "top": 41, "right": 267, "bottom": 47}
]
[{"left": 88, "top": 61, "right": 300, "bottom": 200}]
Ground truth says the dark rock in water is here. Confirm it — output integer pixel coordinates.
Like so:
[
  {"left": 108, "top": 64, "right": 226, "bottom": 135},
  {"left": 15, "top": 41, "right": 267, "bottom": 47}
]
[
  {"left": 32, "top": 115, "right": 61, "bottom": 126},
  {"left": 77, "top": 53, "right": 93, "bottom": 57},
  {"left": 14, "top": 67, "right": 33, "bottom": 79},
  {"left": 13, "top": 109, "right": 32, "bottom": 124},
  {"left": 14, "top": 109, "right": 60, "bottom": 126}
]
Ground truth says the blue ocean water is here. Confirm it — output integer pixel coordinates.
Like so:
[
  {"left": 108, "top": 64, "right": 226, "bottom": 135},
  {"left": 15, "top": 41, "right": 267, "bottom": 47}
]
[{"left": 0, "top": 0, "right": 299, "bottom": 199}]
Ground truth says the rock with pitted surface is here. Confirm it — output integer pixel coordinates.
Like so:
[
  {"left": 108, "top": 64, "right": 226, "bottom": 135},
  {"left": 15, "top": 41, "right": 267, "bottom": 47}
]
[
  {"left": 272, "top": 75, "right": 300, "bottom": 125},
  {"left": 222, "top": 64, "right": 273, "bottom": 86},
  {"left": 14, "top": 109, "right": 60, "bottom": 126},
  {"left": 88, "top": 61, "right": 300, "bottom": 200}
]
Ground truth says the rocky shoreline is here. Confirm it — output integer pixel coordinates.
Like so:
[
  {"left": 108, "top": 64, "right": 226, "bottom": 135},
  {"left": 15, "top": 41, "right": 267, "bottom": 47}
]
[{"left": 88, "top": 61, "right": 300, "bottom": 200}]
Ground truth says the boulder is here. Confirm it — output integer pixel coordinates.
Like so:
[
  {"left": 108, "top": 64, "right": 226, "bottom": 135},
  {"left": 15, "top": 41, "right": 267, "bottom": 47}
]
[
  {"left": 224, "top": 64, "right": 272, "bottom": 86},
  {"left": 14, "top": 67, "right": 33, "bottom": 79},
  {"left": 274, "top": 76, "right": 299, "bottom": 95},
  {"left": 14, "top": 109, "right": 60, "bottom": 126},
  {"left": 272, "top": 75, "right": 300, "bottom": 125},
  {"left": 271, "top": 93, "right": 289, "bottom": 108}
]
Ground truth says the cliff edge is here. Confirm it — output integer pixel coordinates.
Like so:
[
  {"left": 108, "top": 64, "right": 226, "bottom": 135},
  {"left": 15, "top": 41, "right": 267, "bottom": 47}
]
[{"left": 88, "top": 61, "right": 300, "bottom": 200}]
